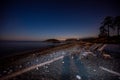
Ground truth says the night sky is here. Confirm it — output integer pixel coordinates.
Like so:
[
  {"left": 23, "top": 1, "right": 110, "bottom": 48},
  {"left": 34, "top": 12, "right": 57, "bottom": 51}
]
[{"left": 0, "top": 0, "right": 120, "bottom": 41}]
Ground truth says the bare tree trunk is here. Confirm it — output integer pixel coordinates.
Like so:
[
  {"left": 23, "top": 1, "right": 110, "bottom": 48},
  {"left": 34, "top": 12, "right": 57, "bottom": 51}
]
[
  {"left": 107, "top": 26, "right": 109, "bottom": 37},
  {"left": 117, "top": 27, "right": 119, "bottom": 37}
]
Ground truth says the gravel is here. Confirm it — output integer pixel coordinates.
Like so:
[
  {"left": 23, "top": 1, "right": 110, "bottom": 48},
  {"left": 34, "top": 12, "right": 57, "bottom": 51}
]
[{"left": 0, "top": 44, "right": 120, "bottom": 80}]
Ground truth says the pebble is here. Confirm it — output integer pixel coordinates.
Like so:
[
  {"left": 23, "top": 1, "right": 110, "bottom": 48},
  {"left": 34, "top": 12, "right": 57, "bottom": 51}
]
[
  {"left": 50, "top": 55, "right": 53, "bottom": 58},
  {"left": 19, "top": 65, "right": 22, "bottom": 68},
  {"left": 76, "top": 75, "right": 81, "bottom": 80},
  {"left": 62, "top": 51, "right": 65, "bottom": 55},
  {"left": 45, "top": 66, "right": 48, "bottom": 68},
  {"left": 36, "top": 67, "right": 39, "bottom": 70},
  {"left": 36, "top": 59, "right": 39, "bottom": 62},
  {"left": 72, "top": 56, "right": 74, "bottom": 59},
  {"left": 27, "top": 62, "right": 30, "bottom": 64},
  {"left": 32, "top": 54, "right": 35, "bottom": 56},
  {"left": 3, "top": 70, "right": 7, "bottom": 73},
  {"left": 8, "top": 69, "right": 13, "bottom": 74},
  {"left": 93, "top": 69, "right": 96, "bottom": 72}
]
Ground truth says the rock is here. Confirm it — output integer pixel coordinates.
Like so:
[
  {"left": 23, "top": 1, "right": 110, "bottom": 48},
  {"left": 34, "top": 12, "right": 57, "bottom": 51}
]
[
  {"left": 27, "top": 62, "right": 30, "bottom": 65},
  {"left": 71, "top": 56, "right": 74, "bottom": 59},
  {"left": 62, "top": 51, "right": 65, "bottom": 55},
  {"left": 45, "top": 66, "right": 48, "bottom": 68},
  {"left": 32, "top": 54, "right": 36, "bottom": 56},
  {"left": 3, "top": 70, "right": 7, "bottom": 73},
  {"left": 36, "top": 67, "right": 39, "bottom": 70},
  {"left": 93, "top": 69, "right": 96, "bottom": 72},
  {"left": 76, "top": 75, "right": 81, "bottom": 80},
  {"left": 8, "top": 69, "right": 13, "bottom": 74},
  {"left": 36, "top": 59, "right": 39, "bottom": 62},
  {"left": 19, "top": 65, "right": 22, "bottom": 68}
]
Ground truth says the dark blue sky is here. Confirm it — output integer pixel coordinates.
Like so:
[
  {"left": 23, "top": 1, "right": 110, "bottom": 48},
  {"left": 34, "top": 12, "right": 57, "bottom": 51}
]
[{"left": 0, "top": 0, "right": 119, "bottom": 41}]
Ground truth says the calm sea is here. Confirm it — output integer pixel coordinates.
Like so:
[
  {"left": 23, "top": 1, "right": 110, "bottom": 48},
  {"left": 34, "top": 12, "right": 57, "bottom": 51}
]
[{"left": 0, "top": 41, "right": 59, "bottom": 58}]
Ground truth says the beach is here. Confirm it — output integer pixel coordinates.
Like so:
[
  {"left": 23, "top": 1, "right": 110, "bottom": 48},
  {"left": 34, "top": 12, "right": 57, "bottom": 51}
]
[{"left": 0, "top": 42, "right": 120, "bottom": 80}]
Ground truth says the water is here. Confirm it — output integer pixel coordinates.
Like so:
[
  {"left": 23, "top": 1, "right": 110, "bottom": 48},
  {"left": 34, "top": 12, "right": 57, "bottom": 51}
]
[{"left": 0, "top": 41, "right": 59, "bottom": 58}]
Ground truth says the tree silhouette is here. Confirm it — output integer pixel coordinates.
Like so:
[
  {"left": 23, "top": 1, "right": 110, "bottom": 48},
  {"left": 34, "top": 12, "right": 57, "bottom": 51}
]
[
  {"left": 99, "top": 26, "right": 107, "bottom": 38},
  {"left": 98, "top": 16, "right": 120, "bottom": 43},
  {"left": 114, "top": 16, "right": 120, "bottom": 37},
  {"left": 101, "top": 16, "right": 113, "bottom": 37}
]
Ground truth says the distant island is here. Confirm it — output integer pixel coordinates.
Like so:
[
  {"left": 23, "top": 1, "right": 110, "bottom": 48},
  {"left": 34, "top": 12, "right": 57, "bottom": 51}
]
[{"left": 44, "top": 39, "right": 61, "bottom": 43}]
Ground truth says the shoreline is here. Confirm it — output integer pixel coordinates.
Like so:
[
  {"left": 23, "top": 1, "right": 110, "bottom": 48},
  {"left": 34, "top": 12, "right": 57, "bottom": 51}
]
[
  {"left": 0, "top": 43, "right": 79, "bottom": 79},
  {"left": 0, "top": 42, "right": 120, "bottom": 80},
  {"left": 0, "top": 43, "right": 77, "bottom": 68}
]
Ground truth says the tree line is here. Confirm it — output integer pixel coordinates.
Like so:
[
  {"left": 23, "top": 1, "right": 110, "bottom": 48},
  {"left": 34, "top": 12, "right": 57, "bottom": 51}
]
[{"left": 99, "top": 16, "right": 120, "bottom": 38}]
